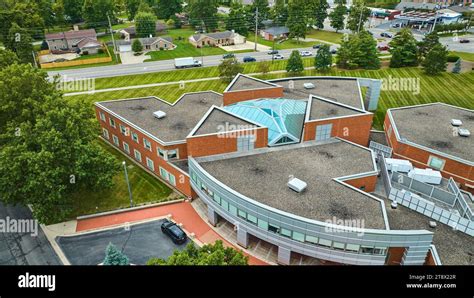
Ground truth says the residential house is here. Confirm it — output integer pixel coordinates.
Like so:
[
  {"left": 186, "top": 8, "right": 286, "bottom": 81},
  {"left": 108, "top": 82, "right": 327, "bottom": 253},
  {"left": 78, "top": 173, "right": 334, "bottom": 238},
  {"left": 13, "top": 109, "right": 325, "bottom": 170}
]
[
  {"left": 45, "top": 28, "right": 101, "bottom": 54},
  {"left": 260, "top": 26, "right": 290, "bottom": 41},
  {"left": 139, "top": 37, "right": 176, "bottom": 51},
  {"left": 119, "top": 22, "right": 168, "bottom": 41},
  {"left": 189, "top": 31, "right": 246, "bottom": 48}
]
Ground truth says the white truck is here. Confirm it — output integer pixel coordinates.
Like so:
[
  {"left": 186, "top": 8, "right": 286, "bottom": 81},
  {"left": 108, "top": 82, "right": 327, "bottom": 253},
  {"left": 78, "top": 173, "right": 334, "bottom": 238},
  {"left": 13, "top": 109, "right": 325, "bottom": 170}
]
[
  {"left": 174, "top": 57, "right": 202, "bottom": 69},
  {"left": 408, "top": 168, "right": 442, "bottom": 185}
]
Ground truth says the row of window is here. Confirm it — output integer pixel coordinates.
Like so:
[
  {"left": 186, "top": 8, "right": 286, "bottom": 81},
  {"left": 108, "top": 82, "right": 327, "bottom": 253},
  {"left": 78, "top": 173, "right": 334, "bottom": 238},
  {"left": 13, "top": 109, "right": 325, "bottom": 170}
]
[
  {"left": 100, "top": 112, "right": 179, "bottom": 161},
  {"left": 102, "top": 128, "right": 176, "bottom": 186},
  {"left": 191, "top": 172, "right": 387, "bottom": 256}
]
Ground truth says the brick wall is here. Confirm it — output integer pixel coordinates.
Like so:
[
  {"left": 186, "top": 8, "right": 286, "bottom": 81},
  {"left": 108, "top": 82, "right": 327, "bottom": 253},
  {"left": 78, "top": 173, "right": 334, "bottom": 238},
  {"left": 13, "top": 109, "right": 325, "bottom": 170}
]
[
  {"left": 343, "top": 175, "right": 377, "bottom": 192},
  {"left": 303, "top": 114, "right": 374, "bottom": 146},
  {"left": 223, "top": 87, "right": 284, "bottom": 106}
]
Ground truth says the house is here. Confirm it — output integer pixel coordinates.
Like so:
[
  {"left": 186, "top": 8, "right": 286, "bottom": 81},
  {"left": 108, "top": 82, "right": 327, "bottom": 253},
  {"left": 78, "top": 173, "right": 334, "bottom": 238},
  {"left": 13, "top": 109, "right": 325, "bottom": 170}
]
[
  {"left": 189, "top": 31, "right": 246, "bottom": 48},
  {"left": 45, "top": 28, "right": 101, "bottom": 54},
  {"left": 260, "top": 26, "right": 289, "bottom": 41},
  {"left": 119, "top": 22, "right": 168, "bottom": 41},
  {"left": 139, "top": 37, "right": 176, "bottom": 51}
]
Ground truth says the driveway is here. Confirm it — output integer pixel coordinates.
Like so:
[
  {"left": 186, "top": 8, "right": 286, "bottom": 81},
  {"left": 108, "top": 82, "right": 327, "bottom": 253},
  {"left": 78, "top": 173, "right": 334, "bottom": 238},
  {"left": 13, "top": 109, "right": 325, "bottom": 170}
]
[
  {"left": 56, "top": 219, "right": 189, "bottom": 265},
  {"left": 219, "top": 41, "right": 270, "bottom": 52},
  {"left": 0, "top": 202, "right": 61, "bottom": 265},
  {"left": 119, "top": 51, "right": 151, "bottom": 65}
]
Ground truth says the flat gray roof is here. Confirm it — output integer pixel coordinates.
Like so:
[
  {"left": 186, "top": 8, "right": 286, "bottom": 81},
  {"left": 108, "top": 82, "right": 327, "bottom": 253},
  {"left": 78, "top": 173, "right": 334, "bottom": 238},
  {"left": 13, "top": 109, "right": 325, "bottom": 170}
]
[
  {"left": 98, "top": 92, "right": 223, "bottom": 143},
  {"left": 197, "top": 139, "right": 386, "bottom": 229},
  {"left": 193, "top": 108, "right": 259, "bottom": 136},
  {"left": 379, "top": 195, "right": 474, "bottom": 265},
  {"left": 226, "top": 75, "right": 278, "bottom": 92},
  {"left": 274, "top": 78, "right": 364, "bottom": 110},
  {"left": 310, "top": 97, "right": 365, "bottom": 121},
  {"left": 390, "top": 103, "right": 474, "bottom": 162}
]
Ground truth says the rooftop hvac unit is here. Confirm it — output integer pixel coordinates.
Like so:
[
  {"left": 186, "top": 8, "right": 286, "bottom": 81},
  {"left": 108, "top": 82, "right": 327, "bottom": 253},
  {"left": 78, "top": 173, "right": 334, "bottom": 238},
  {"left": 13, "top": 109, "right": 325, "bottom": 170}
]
[
  {"left": 451, "top": 119, "right": 463, "bottom": 126},
  {"left": 304, "top": 83, "right": 315, "bottom": 89},
  {"left": 288, "top": 176, "right": 307, "bottom": 193},
  {"left": 458, "top": 128, "right": 470, "bottom": 137},
  {"left": 429, "top": 221, "right": 437, "bottom": 228},
  {"left": 390, "top": 200, "right": 398, "bottom": 209},
  {"left": 408, "top": 168, "right": 442, "bottom": 185},
  {"left": 153, "top": 111, "right": 167, "bottom": 119},
  {"left": 385, "top": 158, "right": 413, "bottom": 173}
]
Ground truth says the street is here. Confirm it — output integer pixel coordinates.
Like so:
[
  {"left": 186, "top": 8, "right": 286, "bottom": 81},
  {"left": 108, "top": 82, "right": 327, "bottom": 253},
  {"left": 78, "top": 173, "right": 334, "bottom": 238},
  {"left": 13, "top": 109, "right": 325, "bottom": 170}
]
[{"left": 0, "top": 202, "right": 61, "bottom": 265}]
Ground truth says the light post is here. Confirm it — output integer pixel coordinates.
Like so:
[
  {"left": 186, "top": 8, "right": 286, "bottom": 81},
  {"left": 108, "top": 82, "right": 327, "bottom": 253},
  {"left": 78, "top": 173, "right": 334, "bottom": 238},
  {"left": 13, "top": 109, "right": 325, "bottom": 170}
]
[{"left": 122, "top": 161, "right": 133, "bottom": 208}]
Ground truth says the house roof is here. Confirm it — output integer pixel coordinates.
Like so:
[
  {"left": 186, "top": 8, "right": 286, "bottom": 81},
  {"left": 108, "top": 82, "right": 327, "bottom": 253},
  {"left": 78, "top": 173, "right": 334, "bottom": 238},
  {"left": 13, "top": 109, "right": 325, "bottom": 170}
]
[
  {"left": 389, "top": 103, "right": 474, "bottom": 163},
  {"left": 191, "top": 30, "right": 234, "bottom": 42},
  {"left": 46, "top": 29, "right": 97, "bottom": 41},
  {"left": 76, "top": 37, "right": 101, "bottom": 49},
  {"left": 121, "top": 22, "right": 167, "bottom": 35},
  {"left": 309, "top": 96, "right": 367, "bottom": 121},
  {"left": 139, "top": 36, "right": 174, "bottom": 46},
  {"left": 225, "top": 74, "right": 281, "bottom": 92},
  {"left": 191, "top": 107, "right": 260, "bottom": 136},
  {"left": 263, "top": 26, "right": 290, "bottom": 36}
]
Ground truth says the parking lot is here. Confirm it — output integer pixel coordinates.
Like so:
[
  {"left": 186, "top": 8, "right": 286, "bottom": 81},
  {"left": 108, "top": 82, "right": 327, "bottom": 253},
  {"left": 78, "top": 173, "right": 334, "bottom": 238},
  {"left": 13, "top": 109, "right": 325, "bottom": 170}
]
[{"left": 56, "top": 219, "right": 189, "bottom": 265}]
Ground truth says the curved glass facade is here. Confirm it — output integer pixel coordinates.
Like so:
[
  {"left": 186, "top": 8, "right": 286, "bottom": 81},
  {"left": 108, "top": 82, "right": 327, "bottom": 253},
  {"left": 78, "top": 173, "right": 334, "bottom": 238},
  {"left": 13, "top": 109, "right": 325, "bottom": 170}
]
[{"left": 223, "top": 99, "right": 307, "bottom": 146}]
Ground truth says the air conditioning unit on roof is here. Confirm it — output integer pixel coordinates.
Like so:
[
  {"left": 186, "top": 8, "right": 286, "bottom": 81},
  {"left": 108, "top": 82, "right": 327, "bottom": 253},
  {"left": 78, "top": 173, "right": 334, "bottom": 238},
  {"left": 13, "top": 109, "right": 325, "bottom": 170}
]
[
  {"left": 451, "top": 119, "right": 462, "bottom": 126},
  {"left": 153, "top": 111, "right": 166, "bottom": 119},
  {"left": 458, "top": 128, "right": 470, "bottom": 137},
  {"left": 288, "top": 176, "right": 307, "bottom": 193}
]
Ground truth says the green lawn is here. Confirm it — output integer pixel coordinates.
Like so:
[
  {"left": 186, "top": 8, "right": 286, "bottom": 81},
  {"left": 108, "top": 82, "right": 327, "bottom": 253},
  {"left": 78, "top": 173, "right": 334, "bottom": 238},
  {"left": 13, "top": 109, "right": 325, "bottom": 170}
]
[
  {"left": 69, "top": 67, "right": 474, "bottom": 131},
  {"left": 450, "top": 51, "right": 474, "bottom": 62},
  {"left": 68, "top": 141, "right": 175, "bottom": 218},
  {"left": 306, "top": 30, "right": 344, "bottom": 44}
]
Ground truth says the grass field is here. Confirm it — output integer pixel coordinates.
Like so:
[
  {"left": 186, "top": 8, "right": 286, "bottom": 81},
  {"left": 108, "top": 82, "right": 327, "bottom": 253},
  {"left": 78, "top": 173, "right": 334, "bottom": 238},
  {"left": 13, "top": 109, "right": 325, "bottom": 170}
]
[
  {"left": 68, "top": 141, "right": 175, "bottom": 218},
  {"left": 450, "top": 51, "right": 474, "bottom": 62},
  {"left": 70, "top": 67, "right": 474, "bottom": 130}
]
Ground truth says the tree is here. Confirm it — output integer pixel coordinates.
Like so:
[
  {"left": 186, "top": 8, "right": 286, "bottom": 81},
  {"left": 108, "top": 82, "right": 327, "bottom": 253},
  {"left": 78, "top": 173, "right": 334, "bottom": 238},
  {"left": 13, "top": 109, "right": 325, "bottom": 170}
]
[
  {"left": 6, "top": 23, "right": 34, "bottom": 64},
  {"left": 157, "top": 0, "right": 182, "bottom": 20},
  {"left": 187, "top": 0, "right": 219, "bottom": 32},
  {"left": 452, "top": 58, "right": 461, "bottom": 74},
  {"left": 286, "top": 50, "right": 304, "bottom": 74},
  {"left": 147, "top": 240, "right": 248, "bottom": 265},
  {"left": 422, "top": 43, "right": 448, "bottom": 75},
  {"left": 0, "top": 49, "right": 19, "bottom": 69},
  {"left": 132, "top": 39, "right": 143, "bottom": 53},
  {"left": 257, "top": 60, "right": 271, "bottom": 76},
  {"left": 271, "top": 0, "right": 288, "bottom": 27},
  {"left": 315, "top": 44, "right": 332, "bottom": 72},
  {"left": 0, "top": 64, "right": 119, "bottom": 224},
  {"left": 312, "top": 0, "right": 330, "bottom": 30},
  {"left": 389, "top": 28, "right": 419, "bottom": 67},
  {"left": 336, "top": 31, "right": 379, "bottom": 69},
  {"left": 135, "top": 12, "right": 157, "bottom": 38},
  {"left": 82, "top": 0, "right": 115, "bottom": 27},
  {"left": 218, "top": 58, "right": 244, "bottom": 83},
  {"left": 418, "top": 31, "right": 439, "bottom": 59},
  {"left": 137, "top": 1, "right": 153, "bottom": 13},
  {"left": 226, "top": 2, "right": 249, "bottom": 36},
  {"left": 247, "top": 0, "right": 270, "bottom": 30},
  {"left": 125, "top": 0, "right": 141, "bottom": 20},
  {"left": 287, "top": 0, "right": 307, "bottom": 42},
  {"left": 103, "top": 243, "right": 130, "bottom": 265},
  {"left": 0, "top": 1, "right": 45, "bottom": 43},
  {"left": 329, "top": 3, "right": 346, "bottom": 33},
  {"left": 346, "top": 1, "right": 370, "bottom": 32},
  {"left": 64, "top": 0, "right": 85, "bottom": 23}
]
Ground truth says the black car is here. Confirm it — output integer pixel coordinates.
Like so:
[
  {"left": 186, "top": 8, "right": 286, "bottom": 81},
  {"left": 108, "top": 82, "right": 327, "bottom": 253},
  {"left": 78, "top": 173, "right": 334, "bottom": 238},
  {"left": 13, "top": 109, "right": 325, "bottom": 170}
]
[
  {"left": 223, "top": 53, "right": 235, "bottom": 59},
  {"left": 243, "top": 56, "right": 256, "bottom": 62},
  {"left": 459, "top": 39, "right": 470, "bottom": 44},
  {"left": 381, "top": 32, "right": 393, "bottom": 38},
  {"left": 161, "top": 220, "right": 187, "bottom": 244},
  {"left": 312, "top": 44, "right": 322, "bottom": 49},
  {"left": 267, "top": 50, "right": 279, "bottom": 55}
]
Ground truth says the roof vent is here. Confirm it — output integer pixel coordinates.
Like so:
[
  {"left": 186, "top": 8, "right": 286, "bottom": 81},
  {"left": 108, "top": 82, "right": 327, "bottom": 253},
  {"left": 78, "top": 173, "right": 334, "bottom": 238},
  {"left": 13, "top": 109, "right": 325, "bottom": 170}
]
[
  {"left": 304, "top": 83, "right": 315, "bottom": 89},
  {"left": 429, "top": 221, "right": 437, "bottom": 229},
  {"left": 288, "top": 176, "right": 307, "bottom": 193},
  {"left": 451, "top": 119, "right": 463, "bottom": 126},
  {"left": 458, "top": 128, "right": 470, "bottom": 137},
  {"left": 390, "top": 200, "right": 398, "bottom": 209},
  {"left": 153, "top": 111, "right": 167, "bottom": 119}
]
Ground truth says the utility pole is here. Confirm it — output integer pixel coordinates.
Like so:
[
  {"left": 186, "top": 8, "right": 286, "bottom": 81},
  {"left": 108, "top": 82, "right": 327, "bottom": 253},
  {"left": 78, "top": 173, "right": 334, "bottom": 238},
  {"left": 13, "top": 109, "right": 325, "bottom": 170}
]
[
  {"left": 107, "top": 13, "right": 119, "bottom": 62},
  {"left": 201, "top": 19, "right": 205, "bottom": 66},
  {"left": 122, "top": 161, "right": 133, "bottom": 208},
  {"left": 255, "top": 7, "right": 259, "bottom": 51},
  {"left": 431, "top": 10, "right": 439, "bottom": 33}
]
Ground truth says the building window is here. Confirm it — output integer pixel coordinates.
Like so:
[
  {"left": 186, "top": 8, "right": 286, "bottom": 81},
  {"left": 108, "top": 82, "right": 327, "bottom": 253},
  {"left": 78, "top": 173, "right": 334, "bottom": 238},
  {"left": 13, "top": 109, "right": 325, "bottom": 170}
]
[
  {"left": 123, "top": 142, "right": 130, "bottom": 154},
  {"left": 387, "top": 126, "right": 392, "bottom": 138},
  {"left": 268, "top": 224, "right": 280, "bottom": 234},
  {"left": 316, "top": 124, "right": 332, "bottom": 141},
  {"left": 134, "top": 149, "right": 142, "bottom": 162},
  {"left": 191, "top": 172, "right": 197, "bottom": 183},
  {"left": 112, "top": 135, "right": 119, "bottom": 146},
  {"left": 237, "top": 209, "right": 247, "bottom": 219},
  {"left": 280, "top": 228, "right": 292, "bottom": 238},
  {"left": 109, "top": 118, "right": 116, "bottom": 128},
  {"left": 132, "top": 132, "right": 139, "bottom": 143},
  {"left": 305, "top": 235, "right": 318, "bottom": 245},
  {"left": 159, "top": 167, "right": 176, "bottom": 186},
  {"left": 333, "top": 242, "right": 345, "bottom": 251},
  {"left": 143, "top": 138, "right": 152, "bottom": 151},
  {"left": 237, "top": 135, "right": 255, "bottom": 152},
  {"left": 257, "top": 219, "right": 268, "bottom": 230},
  {"left": 360, "top": 246, "right": 375, "bottom": 254},
  {"left": 292, "top": 231, "right": 305, "bottom": 242},
  {"left": 102, "top": 128, "right": 109, "bottom": 139},
  {"left": 229, "top": 204, "right": 237, "bottom": 216},
  {"left": 99, "top": 112, "right": 106, "bottom": 122},
  {"left": 428, "top": 155, "right": 445, "bottom": 171},
  {"left": 221, "top": 199, "right": 229, "bottom": 211},
  {"left": 158, "top": 148, "right": 166, "bottom": 159},
  {"left": 167, "top": 149, "right": 178, "bottom": 160},
  {"left": 318, "top": 238, "right": 332, "bottom": 247},
  {"left": 247, "top": 214, "right": 257, "bottom": 225},
  {"left": 373, "top": 247, "right": 387, "bottom": 255},
  {"left": 146, "top": 157, "right": 155, "bottom": 171},
  {"left": 119, "top": 125, "right": 128, "bottom": 136},
  {"left": 213, "top": 194, "right": 221, "bottom": 205},
  {"left": 345, "top": 243, "right": 360, "bottom": 253}
]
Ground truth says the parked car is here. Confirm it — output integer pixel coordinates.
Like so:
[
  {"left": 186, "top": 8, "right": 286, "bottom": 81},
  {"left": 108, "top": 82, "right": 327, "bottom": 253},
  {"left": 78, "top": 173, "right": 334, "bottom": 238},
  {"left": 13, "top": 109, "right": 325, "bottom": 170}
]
[
  {"left": 459, "top": 39, "right": 470, "bottom": 43},
  {"left": 300, "top": 50, "right": 313, "bottom": 57},
  {"left": 391, "top": 23, "right": 401, "bottom": 28},
  {"left": 273, "top": 54, "right": 284, "bottom": 60},
  {"left": 223, "top": 53, "right": 235, "bottom": 59},
  {"left": 267, "top": 50, "right": 279, "bottom": 55},
  {"left": 312, "top": 44, "right": 322, "bottom": 49},
  {"left": 161, "top": 219, "right": 187, "bottom": 244},
  {"left": 243, "top": 56, "right": 257, "bottom": 62},
  {"left": 381, "top": 32, "right": 393, "bottom": 38},
  {"left": 377, "top": 44, "right": 390, "bottom": 51}
]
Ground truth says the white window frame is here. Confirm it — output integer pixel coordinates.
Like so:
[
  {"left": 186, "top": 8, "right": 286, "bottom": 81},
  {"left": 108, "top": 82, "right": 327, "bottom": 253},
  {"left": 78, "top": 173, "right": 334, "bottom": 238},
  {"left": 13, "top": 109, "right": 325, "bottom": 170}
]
[
  {"left": 316, "top": 124, "right": 333, "bottom": 141},
  {"left": 123, "top": 142, "right": 130, "bottom": 154},
  {"left": 146, "top": 157, "right": 155, "bottom": 171},
  {"left": 119, "top": 124, "right": 128, "bottom": 136},
  {"left": 99, "top": 111, "right": 106, "bottom": 122},
  {"left": 428, "top": 155, "right": 445, "bottom": 171},
  {"left": 131, "top": 132, "right": 139, "bottom": 143},
  {"left": 112, "top": 134, "right": 119, "bottom": 146},
  {"left": 167, "top": 149, "right": 179, "bottom": 160},
  {"left": 143, "top": 138, "right": 152, "bottom": 151},
  {"left": 102, "top": 128, "right": 110, "bottom": 139},
  {"left": 157, "top": 147, "right": 166, "bottom": 159},
  {"left": 159, "top": 166, "right": 176, "bottom": 186},
  {"left": 109, "top": 118, "right": 116, "bottom": 128},
  {"left": 134, "top": 149, "right": 142, "bottom": 162}
]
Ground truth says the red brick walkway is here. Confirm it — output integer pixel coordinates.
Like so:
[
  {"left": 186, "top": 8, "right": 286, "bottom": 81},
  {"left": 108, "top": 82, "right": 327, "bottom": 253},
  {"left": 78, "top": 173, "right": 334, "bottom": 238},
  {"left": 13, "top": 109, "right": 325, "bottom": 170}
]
[{"left": 76, "top": 201, "right": 267, "bottom": 265}]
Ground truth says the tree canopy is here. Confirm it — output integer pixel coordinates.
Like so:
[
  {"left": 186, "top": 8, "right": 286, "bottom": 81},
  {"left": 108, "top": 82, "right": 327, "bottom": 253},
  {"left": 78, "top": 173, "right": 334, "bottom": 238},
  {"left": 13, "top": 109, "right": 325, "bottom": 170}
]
[
  {"left": 315, "top": 44, "right": 333, "bottom": 72},
  {"left": 103, "top": 243, "right": 130, "bottom": 265},
  {"left": 218, "top": 58, "right": 244, "bottom": 83},
  {"left": 389, "top": 28, "right": 419, "bottom": 68},
  {"left": 135, "top": 12, "right": 157, "bottom": 38},
  {"left": 286, "top": 50, "right": 304, "bottom": 74},
  {"left": 422, "top": 43, "right": 448, "bottom": 75}
]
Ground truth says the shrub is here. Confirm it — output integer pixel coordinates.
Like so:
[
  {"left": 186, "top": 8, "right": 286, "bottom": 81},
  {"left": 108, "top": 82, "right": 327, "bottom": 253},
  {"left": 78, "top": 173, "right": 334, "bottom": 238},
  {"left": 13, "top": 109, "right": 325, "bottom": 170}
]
[
  {"left": 82, "top": 51, "right": 89, "bottom": 55},
  {"left": 447, "top": 55, "right": 460, "bottom": 62}
]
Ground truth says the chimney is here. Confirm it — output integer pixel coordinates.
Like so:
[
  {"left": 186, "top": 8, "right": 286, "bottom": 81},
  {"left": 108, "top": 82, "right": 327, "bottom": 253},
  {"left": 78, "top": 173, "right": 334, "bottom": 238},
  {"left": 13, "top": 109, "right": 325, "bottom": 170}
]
[{"left": 73, "top": 25, "right": 79, "bottom": 31}]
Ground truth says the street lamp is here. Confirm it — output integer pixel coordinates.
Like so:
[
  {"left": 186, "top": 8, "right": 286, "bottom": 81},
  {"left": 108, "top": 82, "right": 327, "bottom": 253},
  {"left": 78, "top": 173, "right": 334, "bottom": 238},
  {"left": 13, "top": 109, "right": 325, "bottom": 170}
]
[{"left": 122, "top": 161, "right": 133, "bottom": 208}]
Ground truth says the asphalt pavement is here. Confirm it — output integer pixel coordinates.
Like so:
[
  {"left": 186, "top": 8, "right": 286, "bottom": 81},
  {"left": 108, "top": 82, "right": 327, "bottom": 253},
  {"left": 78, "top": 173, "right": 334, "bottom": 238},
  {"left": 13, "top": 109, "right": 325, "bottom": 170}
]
[
  {"left": 56, "top": 219, "right": 189, "bottom": 265},
  {"left": 0, "top": 202, "right": 61, "bottom": 265}
]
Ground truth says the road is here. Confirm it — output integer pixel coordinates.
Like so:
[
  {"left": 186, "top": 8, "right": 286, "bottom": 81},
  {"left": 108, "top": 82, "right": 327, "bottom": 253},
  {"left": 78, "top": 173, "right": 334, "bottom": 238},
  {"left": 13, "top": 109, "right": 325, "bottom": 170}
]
[
  {"left": 0, "top": 202, "right": 61, "bottom": 265},
  {"left": 48, "top": 45, "right": 339, "bottom": 80}
]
